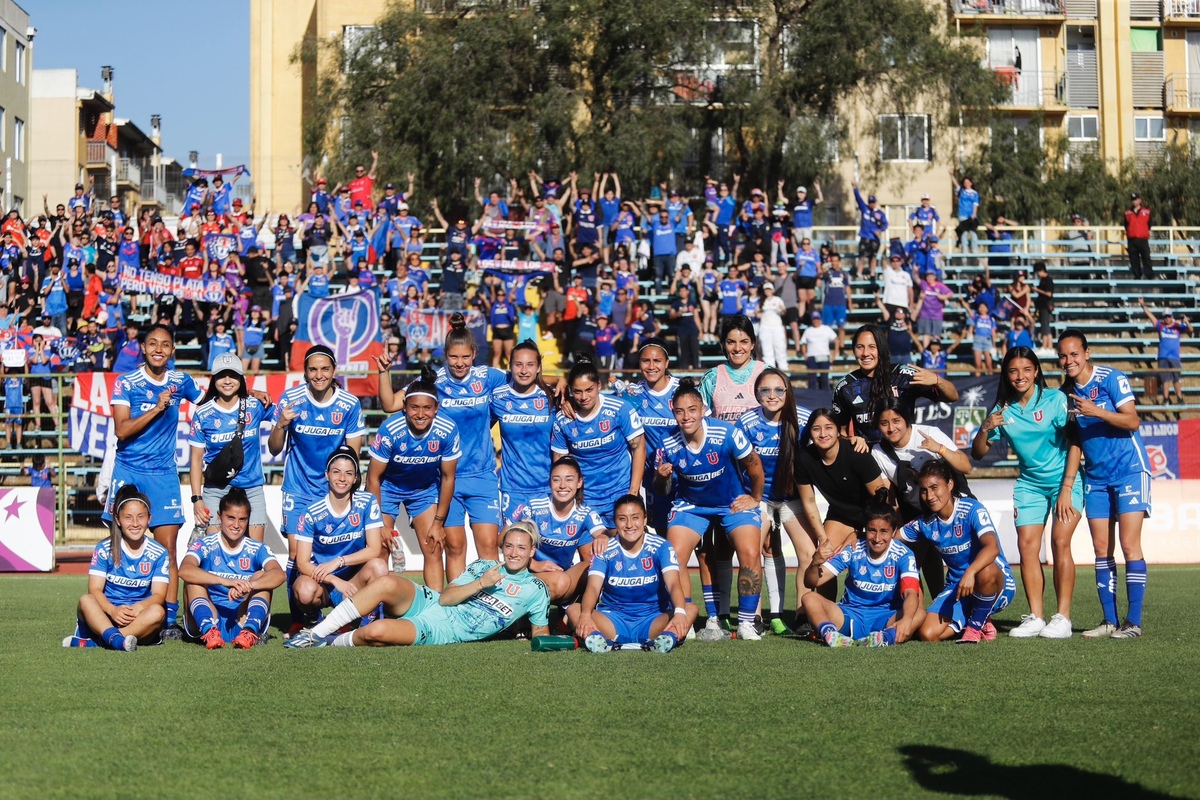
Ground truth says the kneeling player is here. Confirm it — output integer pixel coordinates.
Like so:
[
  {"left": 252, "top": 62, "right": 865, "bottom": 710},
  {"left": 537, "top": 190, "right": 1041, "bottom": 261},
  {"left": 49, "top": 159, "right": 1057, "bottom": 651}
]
[
  {"left": 900, "top": 461, "right": 1017, "bottom": 644},
  {"left": 522, "top": 457, "right": 608, "bottom": 603},
  {"left": 567, "top": 494, "right": 698, "bottom": 653},
  {"left": 285, "top": 521, "right": 551, "bottom": 648},
  {"left": 292, "top": 447, "right": 390, "bottom": 620},
  {"left": 801, "top": 505, "right": 925, "bottom": 648},
  {"left": 179, "top": 488, "right": 285, "bottom": 649},
  {"left": 65, "top": 485, "right": 168, "bottom": 651}
]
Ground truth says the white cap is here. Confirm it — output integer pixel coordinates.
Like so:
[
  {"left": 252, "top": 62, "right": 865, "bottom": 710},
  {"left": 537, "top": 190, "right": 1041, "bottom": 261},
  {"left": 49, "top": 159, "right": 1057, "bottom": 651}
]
[
  {"left": 398, "top": 202, "right": 409, "bottom": 211},
  {"left": 921, "top": 193, "right": 930, "bottom": 200},
  {"left": 211, "top": 352, "right": 244, "bottom": 376},
  {"left": 796, "top": 186, "right": 807, "bottom": 194}
]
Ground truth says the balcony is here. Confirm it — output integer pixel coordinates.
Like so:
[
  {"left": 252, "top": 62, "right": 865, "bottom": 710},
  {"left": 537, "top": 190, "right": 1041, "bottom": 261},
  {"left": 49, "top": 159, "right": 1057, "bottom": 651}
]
[
  {"left": 85, "top": 141, "right": 116, "bottom": 167},
  {"left": 116, "top": 157, "right": 141, "bottom": 188},
  {"left": 416, "top": 0, "right": 532, "bottom": 11},
  {"left": 952, "top": 0, "right": 1065, "bottom": 18},
  {"left": 1165, "top": 0, "right": 1200, "bottom": 22},
  {"left": 992, "top": 68, "right": 1068, "bottom": 109},
  {"left": 1166, "top": 73, "right": 1200, "bottom": 114}
]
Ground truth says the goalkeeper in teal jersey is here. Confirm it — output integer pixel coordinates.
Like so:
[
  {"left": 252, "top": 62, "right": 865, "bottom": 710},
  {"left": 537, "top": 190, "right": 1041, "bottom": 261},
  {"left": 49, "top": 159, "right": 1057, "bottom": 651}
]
[{"left": 286, "top": 521, "right": 551, "bottom": 648}]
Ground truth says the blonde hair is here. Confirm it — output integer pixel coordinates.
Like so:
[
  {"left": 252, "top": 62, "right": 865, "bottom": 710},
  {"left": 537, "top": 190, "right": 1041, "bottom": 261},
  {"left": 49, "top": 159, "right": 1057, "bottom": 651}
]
[{"left": 500, "top": 520, "right": 540, "bottom": 552}]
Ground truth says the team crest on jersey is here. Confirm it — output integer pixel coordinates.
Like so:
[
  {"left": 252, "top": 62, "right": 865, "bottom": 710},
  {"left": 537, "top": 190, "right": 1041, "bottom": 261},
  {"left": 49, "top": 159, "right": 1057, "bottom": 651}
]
[
  {"left": 615, "top": 561, "right": 623, "bottom": 571},
  {"left": 505, "top": 401, "right": 513, "bottom": 411},
  {"left": 332, "top": 412, "right": 343, "bottom": 424},
  {"left": 567, "top": 525, "right": 577, "bottom": 536},
  {"left": 1034, "top": 410, "right": 1044, "bottom": 422},
  {"left": 349, "top": 513, "right": 361, "bottom": 527},
  {"left": 884, "top": 565, "right": 895, "bottom": 579},
  {"left": 429, "top": 440, "right": 439, "bottom": 453},
  {"left": 214, "top": 418, "right": 222, "bottom": 429},
  {"left": 707, "top": 452, "right": 719, "bottom": 465},
  {"left": 534, "top": 397, "right": 546, "bottom": 410},
  {"left": 139, "top": 561, "right": 152, "bottom": 575},
  {"left": 239, "top": 556, "right": 252, "bottom": 571},
  {"left": 953, "top": 524, "right": 963, "bottom": 538},
  {"left": 399, "top": 442, "right": 408, "bottom": 452},
  {"left": 599, "top": 420, "right": 611, "bottom": 433},
  {"left": 471, "top": 381, "right": 483, "bottom": 393},
  {"left": 1089, "top": 387, "right": 1099, "bottom": 400},
  {"left": 642, "top": 557, "right": 653, "bottom": 570},
  {"left": 504, "top": 582, "right": 521, "bottom": 597},
  {"left": 145, "top": 390, "right": 154, "bottom": 400}
]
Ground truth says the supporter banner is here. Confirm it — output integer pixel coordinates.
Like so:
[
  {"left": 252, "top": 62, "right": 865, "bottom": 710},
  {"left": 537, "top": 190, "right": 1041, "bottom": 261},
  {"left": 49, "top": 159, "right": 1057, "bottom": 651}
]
[
  {"left": 1141, "top": 421, "right": 1179, "bottom": 480},
  {"left": 480, "top": 259, "right": 556, "bottom": 298},
  {"left": 403, "top": 309, "right": 484, "bottom": 352},
  {"left": 182, "top": 166, "right": 250, "bottom": 181},
  {"left": 69, "top": 372, "right": 304, "bottom": 468},
  {"left": 203, "top": 233, "right": 239, "bottom": 266},
  {"left": 0, "top": 487, "right": 55, "bottom": 572},
  {"left": 290, "top": 291, "right": 384, "bottom": 396},
  {"left": 1176, "top": 418, "right": 1200, "bottom": 479},
  {"left": 482, "top": 220, "right": 548, "bottom": 233},
  {"left": 118, "top": 264, "right": 223, "bottom": 303}
]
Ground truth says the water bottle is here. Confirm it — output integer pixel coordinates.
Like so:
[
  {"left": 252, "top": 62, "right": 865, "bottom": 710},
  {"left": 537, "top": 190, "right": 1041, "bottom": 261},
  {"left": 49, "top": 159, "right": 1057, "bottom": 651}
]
[
  {"left": 389, "top": 533, "right": 406, "bottom": 574},
  {"left": 530, "top": 635, "right": 578, "bottom": 652}
]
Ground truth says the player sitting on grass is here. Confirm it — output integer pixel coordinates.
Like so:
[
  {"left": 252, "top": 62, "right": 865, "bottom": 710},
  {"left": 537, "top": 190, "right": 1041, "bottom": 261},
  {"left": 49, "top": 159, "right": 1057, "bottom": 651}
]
[
  {"left": 285, "top": 521, "right": 551, "bottom": 648},
  {"left": 520, "top": 456, "right": 608, "bottom": 604},
  {"left": 567, "top": 494, "right": 698, "bottom": 653},
  {"left": 800, "top": 504, "right": 925, "bottom": 648},
  {"left": 178, "top": 488, "right": 285, "bottom": 650},
  {"left": 64, "top": 485, "right": 167, "bottom": 651},
  {"left": 899, "top": 461, "right": 1017, "bottom": 644},
  {"left": 291, "top": 446, "right": 390, "bottom": 626}
]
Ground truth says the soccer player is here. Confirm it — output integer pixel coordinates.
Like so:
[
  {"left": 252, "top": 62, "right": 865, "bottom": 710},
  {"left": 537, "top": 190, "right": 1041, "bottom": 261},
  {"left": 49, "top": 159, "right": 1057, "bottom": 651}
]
[
  {"left": 491, "top": 340, "right": 556, "bottom": 524},
  {"left": 178, "top": 488, "right": 284, "bottom": 649},
  {"left": 972, "top": 347, "right": 1081, "bottom": 639},
  {"left": 899, "top": 461, "right": 1017, "bottom": 644},
  {"left": 65, "top": 486, "right": 167, "bottom": 651},
  {"left": 104, "top": 324, "right": 203, "bottom": 638},
  {"left": 568, "top": 495, "right": 697, "bottom": 653},
  {"left": 285, "top": 521, "right": 552, "bottom": 648},
  {"left": 552, "top": 356, "right": 645, "bottom": 527},
  {"left": 521, "top": 457, "right": 607, "bottom": 603},
  {"left": 656, "top": 378, "right": 765, "bottom": 641},
  {"left": 1057, "top": 330, "right": 1150, "bottom": 639},
  {"left": 188, "top": 353, "right": 272, "bottom": 541},
  {"left": 739, "top": 367, "right": 815, "bottom": 634},
  {"left": 801, "top": 505, "right": 925, "bottom": 648},
  {"left": 292, "top": 447, "right": 389, "bottom": 620},
  {"left": 366, "top": 365, "right": 460, "bottom": 591},
  {"left": 268, "top": 344, "right": 365, "bottom": 632},
  {"left": 832, "top": 324, "right": 957, "bottom": 449}
]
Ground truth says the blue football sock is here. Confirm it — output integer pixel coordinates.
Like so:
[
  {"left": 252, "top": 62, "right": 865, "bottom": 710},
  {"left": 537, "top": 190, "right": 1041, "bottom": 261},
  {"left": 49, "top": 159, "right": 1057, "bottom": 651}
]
[
  {"left": 881, "top": 628, "right": 898, "bottom": 646},
  {"left": 966, "top": 591, "right": 999, "bottom": 631},
  {"left": 701, "top": 585, "right": 718, "bottom": 617},
  {"left": 1125, "top": 560, "right": 1147, "bottom": 626},
  {"left": 244, "top": 598, "right": 270, "bottom": 635},
  {"left": 101, "top": 627, "right": 126, "bottom": 650},
  {"left": 189, "top": 598, "right": 217, "bottom": 634},
  {"left": 737, "top": 594, "right": 759, "bottom": 626},
  {"left": 286, "top": 559, "right": 302, "bottom": 621},
  {"left": 818, "top": 622, "right": 837, "bottom": 641},
  {"left": 164, "top": 601, "right": 178, "bottom": 628},
  {"left": 1095, "top": 558, "right": 1119, "bottom": 625}
]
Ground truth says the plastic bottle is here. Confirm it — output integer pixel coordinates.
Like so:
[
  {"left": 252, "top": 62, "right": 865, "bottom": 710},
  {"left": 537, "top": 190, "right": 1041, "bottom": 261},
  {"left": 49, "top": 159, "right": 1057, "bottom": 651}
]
[{"left": 530, "top": 635, "right": 578, "bottom": 651}]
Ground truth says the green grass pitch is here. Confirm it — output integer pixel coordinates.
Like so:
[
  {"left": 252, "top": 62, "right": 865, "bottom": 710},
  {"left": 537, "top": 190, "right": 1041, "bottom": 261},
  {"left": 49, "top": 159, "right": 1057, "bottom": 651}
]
[{"left": 2, "top": 568, "right": 1199, "bottom": 800}]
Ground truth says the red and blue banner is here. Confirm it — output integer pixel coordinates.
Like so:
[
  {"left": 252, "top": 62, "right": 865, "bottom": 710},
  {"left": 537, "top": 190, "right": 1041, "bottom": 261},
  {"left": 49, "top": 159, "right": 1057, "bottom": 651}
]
[
  {"left": 203, "top": 233, "right": 240, "bottom": 266},
  {"left": 118, "top": 264, "right": 223, "bottom": 303},
  {"left": 290, "top": 291, "right": 384, "bottom": 395}
]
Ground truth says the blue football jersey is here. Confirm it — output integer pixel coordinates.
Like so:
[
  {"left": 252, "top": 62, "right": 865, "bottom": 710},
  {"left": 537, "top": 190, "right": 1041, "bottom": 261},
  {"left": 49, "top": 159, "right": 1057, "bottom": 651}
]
[
  {"left": 187, "top": 397, "right": 270, "bottom": 489},
  {"left": 436, "top": 366, "right": 507, "bottom": 479},
  {"left": 182, "top": 534, "right": 276, "bottom": 607},
  {"left": 1068, "top": 366, "right": 1150, "bottom": 486},
  {"left": 738, "top": 406, "right": 812, "bottom": 502},
  {"left": 899, "top": 497, "right": 1012, "bottom": 584},
  {"left": 368, "top": 413, "right": 461, "bottom": 501},
  {"left": 589, "top": 533, "right": 678, "bottom": 616},
  {"left": 296, "top": 491, "right": 383, "bottom": 562},
  {"left": 444, "top": 559, "right": 551, "bottom": 638},
  {"left": 490, "top": 383, "right": 554, "bottom": 496},
  {"left": 823, "top": 539, "right": 918, "bottom": 610},
  {"left": 661, "top": 419, "right": 753, "bottom": 509},
  {"left": 618, "top": 377, "right": 679, "bottom": 461},
  {"left": 521, "top": 496, "right": 606, "bottom": 570},
  {"left": 551, "top": 395, "right": 645, "bottom": 513},
  {"left": 272, "top": 384, "right": 365, "bottom": 500},
  {"left": 111, "top": 368, "right": 203, "bottom": 471},
  {"left": 88, "top": 537, "right": 170, "bottom": 605}
]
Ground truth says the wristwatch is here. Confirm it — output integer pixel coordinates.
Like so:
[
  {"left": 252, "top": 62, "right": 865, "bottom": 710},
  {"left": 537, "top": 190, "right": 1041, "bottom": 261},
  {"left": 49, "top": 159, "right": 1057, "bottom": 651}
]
[{"left": 190, "top": 495, "right": 203, "bottom": 503}]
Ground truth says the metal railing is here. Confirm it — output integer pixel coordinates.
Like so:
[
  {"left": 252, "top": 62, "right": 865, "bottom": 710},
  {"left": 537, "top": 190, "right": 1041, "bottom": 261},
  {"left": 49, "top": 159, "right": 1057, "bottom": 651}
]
[
  {"left": 953, "top": 0, "right": 1065, "bottom": 15},
  {"left": 116, "top": 157, "right": 142, "bottom": 186},
  {"left": 1165, "top": 0, "right": 1200, "bottom": 18},
  {"left": 85, "top": 141, "right": 115, "bottom": 166},
  {"left": 990, "top": 67, "right": 1068, "bottom": 108},
  {"left": 1165, "top": 72, "right": 1200, "bottom": 111}
]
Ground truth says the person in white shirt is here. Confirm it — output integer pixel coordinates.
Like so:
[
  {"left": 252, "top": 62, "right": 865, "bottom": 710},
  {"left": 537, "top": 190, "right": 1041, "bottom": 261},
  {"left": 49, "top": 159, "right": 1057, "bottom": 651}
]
[
  {"left": 758, "top": 282, "right": 789, "bottom": 369},
  {"left": 800, "top": 310, "right": 839, "bottom": 391},
  {"left": 675, "top": 239, "right": 705, "bottom": 275},
  {"left": 881, "top": 254, "right": 914, "bottom": 317}
]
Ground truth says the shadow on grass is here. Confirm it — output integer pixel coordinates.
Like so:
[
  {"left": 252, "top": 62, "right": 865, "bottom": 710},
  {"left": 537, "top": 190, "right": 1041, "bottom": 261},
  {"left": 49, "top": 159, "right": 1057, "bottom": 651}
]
[{"left": 898, "top": 745, "right": 1182, "bottom": 799}]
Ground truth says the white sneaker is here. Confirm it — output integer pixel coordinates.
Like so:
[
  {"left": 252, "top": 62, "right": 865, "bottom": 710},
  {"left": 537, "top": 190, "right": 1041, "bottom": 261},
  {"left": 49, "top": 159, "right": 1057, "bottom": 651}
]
[
  {"left": 737, "top": 622, "right": 762, "bottom": 641},
  {"left": 1008, "top": 614, "right": 1046, "bottom": 638},
  {"left": 685, "top": 625, "right": 697, "bottom": 641},
  {"left": 1082, "top": 621, "right": 1117, "bottom": 639},
  {"left": 1039, "top": 614, "right": 1073, "bottom": 639},
  {"left": 697, "top": 616, "right": 730, "bottom": 641}
]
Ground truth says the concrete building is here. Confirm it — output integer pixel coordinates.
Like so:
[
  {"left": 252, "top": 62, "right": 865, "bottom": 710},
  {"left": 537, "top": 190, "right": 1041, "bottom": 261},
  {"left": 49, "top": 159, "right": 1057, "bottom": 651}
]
[{"left": 0, "top": 1, "right": 32, "bottom": 214}]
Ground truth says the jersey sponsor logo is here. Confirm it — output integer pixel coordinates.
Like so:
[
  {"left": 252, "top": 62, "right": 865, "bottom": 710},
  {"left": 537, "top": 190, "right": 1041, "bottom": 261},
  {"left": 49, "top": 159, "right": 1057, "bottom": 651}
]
[
  {"left": 349, "top": 513, "right": 361, "bottom": 527},
  {"left": 1033, "top": 410, "right": 1044, "bottom": 422},
  {"left": 139, "top": 561, "right": 152, "bottom": 575},
  {"left": 471, "top": 381, "right": 483, "bottom": 393},
  {"left": 239, "top": 556, "right": 252, "bottom": 571},
  {"left": 642, "top": 556, "right": 653, "bottom": 570},
  {"left": 706, "top": 452, "right": 719, "bottom": 465},
  {"left": 599, "top": 419, "right": 611, "bottom": 433},
  {"left": 607, "top": 575, "right": 658, "bottom": 587}
]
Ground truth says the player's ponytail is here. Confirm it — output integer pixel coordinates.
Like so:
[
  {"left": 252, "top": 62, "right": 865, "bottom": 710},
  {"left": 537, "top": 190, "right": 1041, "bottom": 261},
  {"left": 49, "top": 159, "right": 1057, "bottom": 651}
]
[
  {"left": 501, "top": 519, "right": 541, "bottom": 553},
  {"left": 445, "top": 311, "right": 476, "bottom": 352},
  {"left": 566, "top": 355, "right": 600, "bottom": 394},
  {"left": 109, "top": 484, "right": 152, "bottom": 568},
  {"left": 672, "top": 376, "right": 703, "bottom": 406},
  {"left": 405, "top": 363, "right": 440, "bottom": 403}
]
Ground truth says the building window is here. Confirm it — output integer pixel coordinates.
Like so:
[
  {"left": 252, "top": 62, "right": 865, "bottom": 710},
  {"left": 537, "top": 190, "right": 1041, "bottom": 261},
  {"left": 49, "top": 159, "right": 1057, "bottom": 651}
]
[
  {"left": 14, "top": 42, "right": 23, "bottom": 84},
  {"left": 0, "top": 29, "right": 6, "bottom": 72},
  {"left": 1135, "top": 115, "right": 1166, "bottom": 140},
  {"left": 12, "top": 196, "right": 21, "bottom": 215},
  {"left": 342, "top": 25, "right": 378, "bottom": 73},
  {"left": 0, "top": 107, "right": 6, "bottom": 151},
  {"left": 1067, "top": 114, "right": 1099, "bottom": 140},
  {"left": 879, "top": 114, "right": 931, "bottom": 162},
  {"left": 13, "top": 117, "right": 23, "bottom": 160}
]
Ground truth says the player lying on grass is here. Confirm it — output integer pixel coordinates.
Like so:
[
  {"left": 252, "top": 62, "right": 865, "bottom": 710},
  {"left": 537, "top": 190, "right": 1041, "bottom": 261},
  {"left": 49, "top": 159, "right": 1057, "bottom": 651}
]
[
  {"left": 898, "top": 461, "right": 1017, "bottom": 644},
  {"left": 292, "top": 446, "right": 390, "bottom": 623},
  {"left": 519, "top": 456, "right": 608, "bottom": 604},
  {"left": 567, "top": 494, "right": 698, "bottom": 653},
  {"left": 178, "top": 487, "right": 285, "bottom": 650},
  {"left": 284, "top": 520, "right": 551, "bottom": 648},
  {"left": 65, "top": 485, "right": 167, "bottom": 651},
  {"left": 801, "top": 504, "right": 925, "bottom": 648}
]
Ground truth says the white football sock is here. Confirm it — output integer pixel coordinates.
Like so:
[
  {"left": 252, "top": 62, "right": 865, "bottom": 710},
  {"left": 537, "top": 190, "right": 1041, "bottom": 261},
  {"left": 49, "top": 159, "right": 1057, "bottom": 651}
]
[
  {"left": 331, "top": 631, "right": 356, "bottom": 647},
  {"left": 311, "top": 598, "right": 361, "bottom": 637}
]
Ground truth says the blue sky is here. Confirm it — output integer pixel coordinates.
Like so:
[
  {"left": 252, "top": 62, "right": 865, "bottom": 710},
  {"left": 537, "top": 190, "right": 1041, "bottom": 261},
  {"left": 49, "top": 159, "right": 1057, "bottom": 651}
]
[{"left": 25, "top": 0, "right": 249, "bottom": 169}]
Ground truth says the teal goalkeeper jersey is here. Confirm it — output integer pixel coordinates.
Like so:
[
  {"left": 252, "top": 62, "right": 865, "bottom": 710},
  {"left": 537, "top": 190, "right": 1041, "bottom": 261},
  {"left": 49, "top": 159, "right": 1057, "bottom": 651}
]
[
  {"left": 444, "top": 560, "right": 551, "bottom": 641},
  {"left": 987, "top": 387, "right": 1072, "bottom": 491}
]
